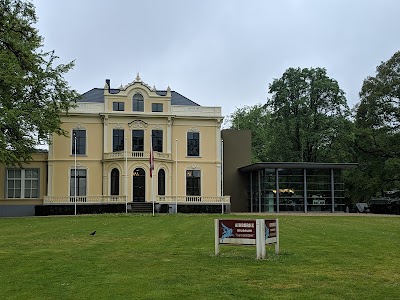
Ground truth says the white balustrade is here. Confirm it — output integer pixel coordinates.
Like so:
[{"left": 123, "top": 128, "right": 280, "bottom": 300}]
[
  {"left": 44, "top": 195, "right": 229, "bottom": 204},
  {"left": 104, "top": 151, "right": 171, "bottom": 160},
  {"left": 44, "top": 195, "right": 127, "bottom": 204},
  {"left": 157, "top": 195, "right": 230, "bottom": 204}
]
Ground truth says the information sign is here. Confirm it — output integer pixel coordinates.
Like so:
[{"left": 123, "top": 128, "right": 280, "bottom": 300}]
[{"left": 215, "top": 219, "right": 279, "bottom": 259}]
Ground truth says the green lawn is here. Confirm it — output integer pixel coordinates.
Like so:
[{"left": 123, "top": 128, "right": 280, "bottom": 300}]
[{"left": 1, "top": 213, "right": 399, "bottom": 300}]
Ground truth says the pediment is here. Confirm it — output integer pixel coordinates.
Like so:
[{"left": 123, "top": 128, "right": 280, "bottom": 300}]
[
  {"left": 128, "top": 120, "right": 148, "bottom": 129},
  {"left": 121, "top": 73, "right": 155, "bottom": 96}
]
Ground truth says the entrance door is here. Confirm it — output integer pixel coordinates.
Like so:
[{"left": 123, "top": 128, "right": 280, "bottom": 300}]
[{"left": 132, "top": 168, "right": 145, "bottom": 202}]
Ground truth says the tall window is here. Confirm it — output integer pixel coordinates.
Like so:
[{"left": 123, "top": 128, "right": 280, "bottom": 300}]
[
  {"left": 113, "top": 102, "right": 125, "bottom": 111},
  {"left": 186, "top": 170, "right": 201, "bottom": 196},
  {"left": 152, "top": 130, "right": 163, "bottom": 152},
  {"left": 72, "top": 129, "right": 86, "bottom": 155},
  {"left": 70, "top": 169, "right": 87, "bottom": 196},
  {"left": 7, "top": 169, "right": 39, "bottom": 198},
  {"left": 187, "top": 132, "right": 199, "bottom": 156},
  {"left": 113, "top": 129, "right": 124, "bottom": 152},
  {"left": 132, "top": 130, "right": 144, "bottom": 151},
  {"left": 152, "top": 103, "right": 163, "bottom": 112},
  {"left": 132, "top": 93, "right": 144, "bottom": 112},
  {"left": 158, "top": 169, "right": 165, "bottom": 196},
  {"left": 110, "top": 168, "right": 120, "bottom": 195}
]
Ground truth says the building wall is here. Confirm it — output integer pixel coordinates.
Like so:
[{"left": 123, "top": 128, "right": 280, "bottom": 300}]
[
  {"left": 0, "top": 152, "right": 48, "bottom": 216},
  {"left": 222, "top": 130, "right": 252, "bottom": 212},
  {"left": 47, "top": 78, "right": 223, "bottom": 203}
]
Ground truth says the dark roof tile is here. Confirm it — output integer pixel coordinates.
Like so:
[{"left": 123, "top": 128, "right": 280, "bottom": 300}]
[{"left": 79, "top": 88, "right": 200, "bottom": 106}]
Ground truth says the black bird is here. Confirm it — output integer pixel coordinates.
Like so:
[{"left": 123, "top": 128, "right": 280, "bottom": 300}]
[{"left": 89, "top": 231, "right": 96, "bottom": 236}]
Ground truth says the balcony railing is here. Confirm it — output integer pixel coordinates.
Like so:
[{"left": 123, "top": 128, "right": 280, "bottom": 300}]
[
  {"left": 104, "top": 151, "right": 171, "bottom": 160},
  {"left": 43, "top": 195, "right": 230, "bottom": 205},
  {"left": 44, "top": 195, "right": 127, "bottom": 204},
  {"left": 157, "top": 195, "right": 231, "bottom": 204}
]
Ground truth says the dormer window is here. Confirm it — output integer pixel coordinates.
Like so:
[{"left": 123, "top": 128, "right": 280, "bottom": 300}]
[{"left": 132, "top": 93, "right": 144, "bottom": 112}]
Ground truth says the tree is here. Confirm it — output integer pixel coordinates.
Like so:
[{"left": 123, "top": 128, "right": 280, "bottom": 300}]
[
  {"left": 266, "top": 67, "right": 352, "bottom": 162},
  {"left": 227, "top": 104, "right": 272, "bottom": 162},
  {"left": 0, "top": 0, "right": 79, "bottom": 165},
  {"left": 353, "top": 51, "right": 400, "bottom": 199}
]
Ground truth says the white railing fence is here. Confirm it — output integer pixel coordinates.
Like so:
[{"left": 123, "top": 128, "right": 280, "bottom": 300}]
[
  {"left": 104, "top": 151, "right": 171, "bottom": 160},
  {"left": 157, "top": 195, "right": 231, "bottom": 204},
  {"left": 44, "top": 195, "right": 127, "bottom": 204},
  {"left": 43, "top": 195, "right": 230, "bottom": 204}
]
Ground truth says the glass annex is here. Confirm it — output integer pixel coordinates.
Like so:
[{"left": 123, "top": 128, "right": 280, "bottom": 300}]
[{"left": 239, "top": 162, "right": 356, "bottom": 213}]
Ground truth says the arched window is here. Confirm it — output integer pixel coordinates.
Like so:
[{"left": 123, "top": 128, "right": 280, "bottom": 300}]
[
  {"left": 132, "top": 93, "right": 144, "bottom": 112},
  {"left": 111, "top": 168, "right": 120, "bottom": 195},
  {"left": 158, "top": 169, "right": 165, "bottom": 196}
]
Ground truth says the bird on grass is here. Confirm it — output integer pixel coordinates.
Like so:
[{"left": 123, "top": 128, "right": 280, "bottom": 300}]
[{"left": 89, "top": 231, "right": 96, "bottom": 236}]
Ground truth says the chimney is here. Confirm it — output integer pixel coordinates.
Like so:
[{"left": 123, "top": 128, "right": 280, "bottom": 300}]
[{"left": 105, "top": 79, "right": 111, "bottom": 92}]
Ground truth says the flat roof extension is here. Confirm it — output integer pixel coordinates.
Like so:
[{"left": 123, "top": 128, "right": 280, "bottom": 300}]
[{"left": 238, "top": 162, "right": 358, "bottom": 172}]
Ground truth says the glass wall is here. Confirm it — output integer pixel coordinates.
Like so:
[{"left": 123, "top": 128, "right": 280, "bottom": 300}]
[
  {"left": 306, "top": 169, "right": 331, "bottom": 212},
  {"left": 247, "top": 167, "right": 346, "bottom": 213}
]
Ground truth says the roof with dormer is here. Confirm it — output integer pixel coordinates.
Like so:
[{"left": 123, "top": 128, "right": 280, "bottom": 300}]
[{"left": 79, "top": 88, "right": 200, "bottom": 106}]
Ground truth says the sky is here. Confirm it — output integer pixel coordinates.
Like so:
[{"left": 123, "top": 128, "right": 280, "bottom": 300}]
[{"left": 32, "top": 0, "right": 400, "bottom": 125}]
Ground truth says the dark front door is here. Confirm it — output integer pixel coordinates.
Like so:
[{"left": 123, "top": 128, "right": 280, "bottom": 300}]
[{"left": 132, "top": 168, "right": 145, "bottom": 202}]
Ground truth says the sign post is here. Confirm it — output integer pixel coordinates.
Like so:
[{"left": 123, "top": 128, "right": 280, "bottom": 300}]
[{"left": 215, "top": 219, "right": 279, "bottom": 259}]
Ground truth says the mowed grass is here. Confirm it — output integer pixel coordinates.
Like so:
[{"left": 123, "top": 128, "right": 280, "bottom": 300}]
[{"left": 0, "top": 214, "right": 399, "bottom": 300}]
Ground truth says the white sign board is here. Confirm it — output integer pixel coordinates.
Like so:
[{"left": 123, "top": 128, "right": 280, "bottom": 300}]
[{"left": 215, "top": 219, "right": 279, "bottom": 259}]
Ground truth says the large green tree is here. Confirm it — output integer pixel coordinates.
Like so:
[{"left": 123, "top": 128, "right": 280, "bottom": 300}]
[
  {"left": 0, "top": 0, "right": 78, "bottom": 165},
  {"left": 351, "top": 51, "right": 400, "bottom": 200},
  {"left": 227, "top": 104, "right": 272, "bottom": 162},
  {"left": 266, "top": 67, "right": 352, "bottom": 162}
]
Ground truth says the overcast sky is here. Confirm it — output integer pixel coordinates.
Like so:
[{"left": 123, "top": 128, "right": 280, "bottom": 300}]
[{"left": 32, "top": 0, "right": 400, "bottom": 124}]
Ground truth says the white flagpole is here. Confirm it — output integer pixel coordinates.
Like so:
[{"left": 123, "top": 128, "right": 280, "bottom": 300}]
[
  {"left": 74, "top": 133, "right": 77, "bottom": 216},
  {"left": 221, "top": 139, "right": 224, "bottom": 214},
  {"left": 125, "top": 136, "right": 128, "bottom": 214},
  {"left": 175, "top": 139, "right": 178, "bottom": 214},
  {"left": 150, "top": 133, "right": 155, "bottom": 216},
  {"left": 152, "top": 171, "right": 155, "bottom": 216}
]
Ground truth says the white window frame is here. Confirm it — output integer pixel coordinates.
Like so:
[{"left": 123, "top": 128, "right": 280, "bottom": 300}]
[
  {"left": 71, "top": 128, "right": 87, "bottom": 156},
  {"left": 186, "top": 131, "right": 200, "bottom": 157},
  {"left": 6, "top": 169, "right": 40, "bottom": 199}
]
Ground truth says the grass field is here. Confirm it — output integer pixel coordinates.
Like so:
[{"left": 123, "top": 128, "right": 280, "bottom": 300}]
[{"left": 1, "top": 213, "right": 399, "bottom": 300}]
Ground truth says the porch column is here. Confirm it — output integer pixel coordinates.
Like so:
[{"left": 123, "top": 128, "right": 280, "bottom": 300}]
[
  {"left": 167, "top": 117, "right": 172, "bottom": 154},
  {"left": 250, "top": 172, "right": 253, "bottom": 212},
  {"left": 216, "top": 120, "right": 222, "bottom": 197},
  {"left": 304, "top": 169, "right": 307, "bottom": 213},
  {"left": 48, "top": 163, "right": 53, "bottom": 196},
  {"left": 258, "top": 170, "right": 261, "bottom": 213},
  {"left": 276, "top": 168, "right": 280, "bottom": 213},
  {"left": 331, "top": 168, "right": 335, "bottom": 213}
]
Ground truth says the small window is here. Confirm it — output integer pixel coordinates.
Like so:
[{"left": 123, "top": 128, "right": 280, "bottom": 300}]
[
  {"left": 113, "top": 102, "right": 125, "bottom": 111},
  {"left": 133, "top": 93, "right": 144, "bottom": 112},
  {"left": 152, "top": 130, "right": 163, "bottom": 152},
  {"left": 186, "top": 170, "right": 201, "bottom": 196},
  {"left": 152, "top": 103, "right": 163, "bottom": 112},
  {"left": 187, "top": 132, "right": 199, "bottom": 156},
  {"left": 113, "top": 129, "right": 124, "bottom": 152},
  {"left": 72, "top": 129, "right": 86, "bottom": 155}
]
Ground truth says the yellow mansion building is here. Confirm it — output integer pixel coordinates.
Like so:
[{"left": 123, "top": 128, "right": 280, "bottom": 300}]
[{"left": 0, "top": 74, "right": 230, "bottom": 216}]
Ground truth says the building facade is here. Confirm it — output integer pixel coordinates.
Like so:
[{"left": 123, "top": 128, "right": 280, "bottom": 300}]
[
  {"left": 0, "top": 152, "right": 48, "bottom": 216},
  {"left": 238, "top": 162, "right": 356, "bottom": 213},
  {"left": 222, "top": 130, "right": 357, "bottom": 213},
  {"left": 0, "top": 75, "right": 229, "bottom": 216}
]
